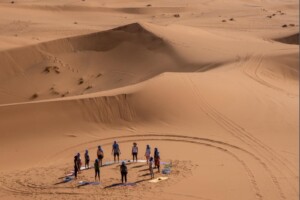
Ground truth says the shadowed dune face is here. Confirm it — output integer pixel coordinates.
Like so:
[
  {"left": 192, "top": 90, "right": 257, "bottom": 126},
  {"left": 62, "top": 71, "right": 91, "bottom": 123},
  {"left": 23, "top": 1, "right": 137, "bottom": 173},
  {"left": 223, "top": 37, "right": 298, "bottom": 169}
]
[
  {"left": 0, "top": 23, "right": 206, "bottom": 104},
  {"left": 0, "top": 22, "right": 298, "bottom": 105},
  {"left": 274, "top": 32, "right": 299, "bottom": 45}
]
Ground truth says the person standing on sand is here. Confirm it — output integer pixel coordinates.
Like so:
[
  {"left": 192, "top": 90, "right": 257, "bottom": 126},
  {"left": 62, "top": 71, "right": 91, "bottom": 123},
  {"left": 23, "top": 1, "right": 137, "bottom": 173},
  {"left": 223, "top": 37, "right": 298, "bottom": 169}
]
[
  {"left": 84, "top": 149, "right": 90, "bottom": 169},
  {"left": 76, "top": 153, "right": 82, "bottom": 172},
  {"left": 145, "top": 144, "right": 151, "bottom": 164},
  {"left": 97, "top": 146, "right": 104, "bottom": 166},
  {"left": 154, "top": 148, "right": 160, "bottom": 172},
  {"left": 132, "top": 142, "right": 138, "bottom": 162},
  {"left": 120, "top": 161, "right": 128, "bottom": 184},
  {"left": 94, "top": 159, "right": 100, "bottom": 182},
  {"left": 74, "top": 154, "right": 79, "bottom": 179},
  {"left": 112, "top": 141, "right": 121, "bottom": 163},
  {"left": 145, "top": 145, "right": 151, "bottom": 164},
  {"left": 149, "top": 157, "right": 154, "bottom": 179}
]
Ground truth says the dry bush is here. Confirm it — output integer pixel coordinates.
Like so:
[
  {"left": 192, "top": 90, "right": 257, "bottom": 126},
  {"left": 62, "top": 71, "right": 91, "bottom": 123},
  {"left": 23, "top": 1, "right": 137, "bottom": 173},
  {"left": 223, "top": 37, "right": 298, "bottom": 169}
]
[
  {"left": 96, "top": 73, "right": 102, "bottom": 78},
  {"left": 78, "top": 78, "right": 84, "bottom": 85},
  {"left": 30, "top": 93, "right": 38, "bottom": 100},
  {"left": 85, "top": 85, "right": 92, "bottom": 90}
]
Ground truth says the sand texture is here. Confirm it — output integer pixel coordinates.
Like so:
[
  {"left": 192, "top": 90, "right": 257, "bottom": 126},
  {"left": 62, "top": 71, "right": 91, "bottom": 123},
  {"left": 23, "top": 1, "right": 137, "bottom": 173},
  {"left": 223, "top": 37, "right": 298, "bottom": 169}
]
[{"left": 0, "top": 0, "right": 298, "bottom": 200}]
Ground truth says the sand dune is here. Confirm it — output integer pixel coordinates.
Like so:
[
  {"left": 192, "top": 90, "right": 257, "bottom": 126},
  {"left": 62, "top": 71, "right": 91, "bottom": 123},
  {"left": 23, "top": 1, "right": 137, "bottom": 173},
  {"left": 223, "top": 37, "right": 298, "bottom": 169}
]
[
  {"left": 0, "top": 0, "right": 298, "bottom": 200},
  {"left": 1, "top": 22, "right": 296, "bottom": 104},
  {"left": 0, "top": 23, "right": 196, "bottom": 104}
]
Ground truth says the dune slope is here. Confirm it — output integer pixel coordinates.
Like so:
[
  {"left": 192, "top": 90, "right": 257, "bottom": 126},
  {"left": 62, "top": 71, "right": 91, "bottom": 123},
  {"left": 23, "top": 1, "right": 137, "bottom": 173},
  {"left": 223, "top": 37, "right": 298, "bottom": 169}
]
[{"left": 0, "top": 1, "right": 298, "bottom": 200}]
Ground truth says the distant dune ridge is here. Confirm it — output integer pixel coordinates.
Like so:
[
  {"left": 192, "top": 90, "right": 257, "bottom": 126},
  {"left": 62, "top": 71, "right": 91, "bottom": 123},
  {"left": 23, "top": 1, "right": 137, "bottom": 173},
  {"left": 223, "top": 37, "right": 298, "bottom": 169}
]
[
  {"left": 0, "top": 23, "right": 194, "bottom": 104},
  {"left": 0, "top": 22, "right": 297, "bottom": 104},
  {"left": 0, "top": 1, "right": 298, "bottom": 200}
]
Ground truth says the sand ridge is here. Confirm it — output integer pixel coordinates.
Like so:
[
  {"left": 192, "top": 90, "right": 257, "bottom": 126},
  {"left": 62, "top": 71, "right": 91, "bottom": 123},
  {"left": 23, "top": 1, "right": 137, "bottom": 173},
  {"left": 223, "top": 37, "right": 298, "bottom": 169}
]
[{"left": 0, "top": 0, "right": 298, "bottom": 200}]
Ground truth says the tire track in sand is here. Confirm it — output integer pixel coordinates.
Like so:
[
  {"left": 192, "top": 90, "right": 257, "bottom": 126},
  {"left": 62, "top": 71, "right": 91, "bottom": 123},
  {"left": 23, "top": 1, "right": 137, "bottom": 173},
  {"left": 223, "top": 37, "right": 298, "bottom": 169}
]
[
  {"left": 0, "top": 135, "right": 264, "bottom": 200},
  {"left": 241, "top": 54, "right": 297, "bottom": 97},
  {"left": 185, "top": 74, "right": 298, "bottom": 199},
  {"left": 238, "top": 54, "right": 299, "bottom": 187}
]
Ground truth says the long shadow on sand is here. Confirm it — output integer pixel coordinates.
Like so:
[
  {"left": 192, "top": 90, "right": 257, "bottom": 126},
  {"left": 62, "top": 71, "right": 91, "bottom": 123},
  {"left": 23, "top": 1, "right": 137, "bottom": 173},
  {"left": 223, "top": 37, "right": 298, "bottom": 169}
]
[
  {"left": 54, "top": 178, "right": 73, "bottom": 185},
  {"left": 131, "top": 164, "right": 145, "bottom": 169},
  {"left": 104, "top": 179, "right": 149, "bottom": 189},
  {"left": 139, "top": 173, "right": 151, "bottom": 177},
  {"left": 139, "top": 168, "right": 149, "bottom": 172}
]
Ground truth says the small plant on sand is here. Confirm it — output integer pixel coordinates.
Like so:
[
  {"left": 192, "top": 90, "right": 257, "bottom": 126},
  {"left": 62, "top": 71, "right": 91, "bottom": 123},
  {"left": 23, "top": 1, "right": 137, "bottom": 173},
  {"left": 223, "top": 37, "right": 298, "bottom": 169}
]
[
  {"left": 222, "top": 19, "right": 227, "bottom": 22},
  {"left": 53, "top": 66, "right": 60, "bottom": 74},
  {"left": 96, "top": 73, "right": 102, "bottom": 78},
  {"left": 174, "top": 14, "right": 180, "bottom": 18},
  {"left": 44, "top": 66, "right": 51, "bottom": 73},
  {"left": 78, "top": 78, "right": 84, "bottom": 85},
  {"left": 51, "top": 90, "right": 60, "bottom": 95},
  {"left": 282, "top": 24, "right": 288, "bottom": 28},
  {"left": 85, "top": 85, "right": 93, "bottom": 90},
  {"left": 44, "top": 66, "right": 60, "bottom": 74},
  {"left": 61, "top": 91, "right": 69, "bottom": 97},
  {"left": 30, "top": 93, "right": 38, "bottom": 100},
  {"left": 146, "top": 4, "right": 151, "bottom": 7}
]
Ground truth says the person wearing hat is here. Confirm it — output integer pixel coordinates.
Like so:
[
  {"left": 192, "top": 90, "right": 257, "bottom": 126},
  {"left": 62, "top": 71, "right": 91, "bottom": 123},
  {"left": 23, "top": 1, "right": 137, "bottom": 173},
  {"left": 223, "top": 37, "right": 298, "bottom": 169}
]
[
  {"left": 94, "top": 159, "right": 100, "bottom": 182},
  {"left": 97, "top": 146, "right": 104, "bottom": 167},
  {"left": 120, "top": 161, "right": 128, "bottom": 183},
  {"left": 132, "top": 142, "right": 138, "bottom": 162},
  {"left": 112, "top": 141, "right": 121, "bottom": 163}
]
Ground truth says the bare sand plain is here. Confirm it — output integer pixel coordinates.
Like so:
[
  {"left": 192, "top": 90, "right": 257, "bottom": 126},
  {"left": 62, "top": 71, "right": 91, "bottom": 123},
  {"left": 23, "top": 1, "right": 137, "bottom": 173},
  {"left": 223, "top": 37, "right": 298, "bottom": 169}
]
[{"left": 0, "top": 0, "right": 298, "bottom": 200}]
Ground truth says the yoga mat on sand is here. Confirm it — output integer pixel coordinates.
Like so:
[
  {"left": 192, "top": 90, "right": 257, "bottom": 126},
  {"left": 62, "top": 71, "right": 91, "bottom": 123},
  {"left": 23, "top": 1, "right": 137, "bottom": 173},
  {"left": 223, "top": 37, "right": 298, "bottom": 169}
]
[
  {"left": 78, "top": 181, "right": 100, "bottom": 186},
  {"left": 149, "top": 177, "right": 169, "bottom": 183}
]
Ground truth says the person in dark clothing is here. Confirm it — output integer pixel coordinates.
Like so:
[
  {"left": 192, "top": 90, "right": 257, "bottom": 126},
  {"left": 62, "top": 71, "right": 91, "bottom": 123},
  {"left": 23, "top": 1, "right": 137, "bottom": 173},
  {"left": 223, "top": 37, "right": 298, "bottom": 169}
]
[
  {"left": 74, "top": 154, "right": 79, "bottom": 179},
  {"left": 120, "top": 161, "right": 128, "bottom": 183},
  {"left": 76, "top": 153, "right": 82, "bottom": 172},
  {"left": 85, "top": 149, "right": 90, "bottom": 169},
  {"left": 112, "top": 141, "right": 121, "bottom": 163},
  {"left": 97, "top": 146, "right": 104, "bottom": 167},
  {"left": 74, "top": 164, "right": 79, "bottom": 179},
  {"left": 154, "top": 148, "right": 160, "bottom": 172},
  {"left": 94, "top": 159, "right": 100, "bottom": 182}
]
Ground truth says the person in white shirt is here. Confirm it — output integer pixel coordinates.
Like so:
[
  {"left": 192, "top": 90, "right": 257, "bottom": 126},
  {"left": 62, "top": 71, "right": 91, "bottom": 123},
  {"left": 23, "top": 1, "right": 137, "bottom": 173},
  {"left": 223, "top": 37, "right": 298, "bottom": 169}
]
[{"left": 132, "top": 142, "right": 138, "bottom": 162}]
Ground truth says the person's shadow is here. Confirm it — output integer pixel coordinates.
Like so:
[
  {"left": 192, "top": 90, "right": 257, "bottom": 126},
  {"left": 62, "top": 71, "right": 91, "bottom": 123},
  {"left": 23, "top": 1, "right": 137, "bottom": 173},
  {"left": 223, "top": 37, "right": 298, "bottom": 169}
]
[{"left": 104, "top": 179, "right": 149, "bottom": 189}]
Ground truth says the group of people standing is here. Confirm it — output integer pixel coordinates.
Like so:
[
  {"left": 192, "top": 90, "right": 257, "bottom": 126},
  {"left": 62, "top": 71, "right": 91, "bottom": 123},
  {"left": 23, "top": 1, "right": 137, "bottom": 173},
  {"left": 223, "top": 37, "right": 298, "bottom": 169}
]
[{"left": 73, "top": 141, "right": 161, "bottom": 183}]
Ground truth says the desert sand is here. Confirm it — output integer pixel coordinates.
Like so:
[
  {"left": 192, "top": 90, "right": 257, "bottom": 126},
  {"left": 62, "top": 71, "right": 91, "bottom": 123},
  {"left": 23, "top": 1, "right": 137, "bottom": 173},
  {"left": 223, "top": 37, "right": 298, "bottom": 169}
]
[{"left": 0, "top": 0, "right": 298, "bottom": 200}]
